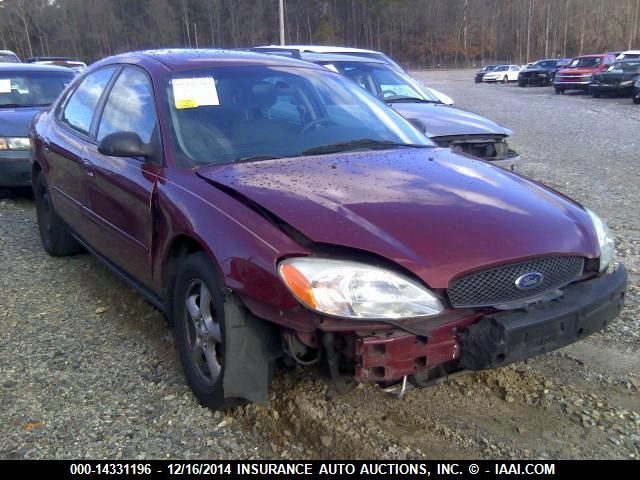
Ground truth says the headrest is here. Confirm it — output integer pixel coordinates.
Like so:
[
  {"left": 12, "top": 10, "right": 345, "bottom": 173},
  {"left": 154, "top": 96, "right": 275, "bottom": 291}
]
[{"left": 249, "top": 81, "right": 277, "bottom": 109}]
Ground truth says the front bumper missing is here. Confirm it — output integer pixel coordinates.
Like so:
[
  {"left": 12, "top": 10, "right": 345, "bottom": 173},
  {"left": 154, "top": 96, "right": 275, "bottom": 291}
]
[
  {"left": 354, "top": 264, "right": 626, "bottom": 382},
  {"left": 458, "top": 264, "right": 627, "bottom": 370}
]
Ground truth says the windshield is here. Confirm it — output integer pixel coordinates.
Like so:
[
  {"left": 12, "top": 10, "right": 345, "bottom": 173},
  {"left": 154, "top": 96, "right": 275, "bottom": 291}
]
[
  {"left": 0, "top": 54, "right": 20, "bottom": 63},
  {"left": 327, "top": 51, "right": 404, "bottom": 71},
  {"left": 162, "top": 66, "right": 432, "bottom": 168},
  {"left": 492, "top": 66, "right": 508, "bottom": 72},
  {"left": 607, "top": 61, "right": 640, "bottom": 73},
  {"left": 0, "top": 70, "right": 75, "bottom": 107},
  {"left": 569, "top": 57, "right": 601, "bottom": 68},
  {"left": 320, "top": 61, "right": 440, "bottom": 103},
  {"left": 481, "top": 65, "right": 496, "bottom": 72}
]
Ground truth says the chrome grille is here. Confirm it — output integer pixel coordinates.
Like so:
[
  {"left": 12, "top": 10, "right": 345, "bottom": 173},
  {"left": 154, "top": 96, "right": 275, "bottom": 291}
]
[{"left": 448, "top": 256, "right": 584, "bottom": 308}]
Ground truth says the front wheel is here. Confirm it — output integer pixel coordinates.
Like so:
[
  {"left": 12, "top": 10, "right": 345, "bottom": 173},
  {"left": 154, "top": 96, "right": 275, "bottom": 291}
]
[
  {"left": 633, "top": 96, "right": 640, "bottom": 104},
  {"left": 555, "top": 87, "right": 564, "bottom": 95},
  {"left": 502, "top": 75, "right": 508, "bottom": 83},
  {"left": 34, "top": 172, "right": 81, "bottom": 257},
  {"left": 172, "top": 252, "right": 249, "bottom": 409},
  {"left": 593, "top": 91, "right": 601, "bottom": 98},
  {"left": 518, "top": 80, "right": 526, "bottom": 87}
]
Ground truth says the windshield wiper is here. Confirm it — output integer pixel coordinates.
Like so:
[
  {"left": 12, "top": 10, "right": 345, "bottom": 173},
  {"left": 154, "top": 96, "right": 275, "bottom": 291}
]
[
  {"left": 385, "top": 97, "right": 441, "bottom": 104},
  {"left": 302, "top": 139, "right": 431, "bottom": 156}
]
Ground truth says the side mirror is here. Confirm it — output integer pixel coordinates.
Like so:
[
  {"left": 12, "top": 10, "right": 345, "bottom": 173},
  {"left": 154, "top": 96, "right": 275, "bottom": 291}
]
[{"left": 98, "top": 132, "right": 153, "bottom": 159}]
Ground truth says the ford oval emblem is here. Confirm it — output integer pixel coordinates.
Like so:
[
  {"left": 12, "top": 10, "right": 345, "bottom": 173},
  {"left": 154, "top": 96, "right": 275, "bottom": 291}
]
[{"left": 515, "top": 272, "right": 544, "bottom": 290}]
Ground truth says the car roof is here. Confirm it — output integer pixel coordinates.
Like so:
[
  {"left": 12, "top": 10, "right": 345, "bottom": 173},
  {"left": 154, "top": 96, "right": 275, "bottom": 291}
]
[
  {"left": 256, "top": 44, "right": 383, "bottom": 54},
  {"left": 92, "top": 48, "right": 327, "bottom": 71},
  {"left": 0, "top": 63, "right": 74, "bottom": 73},
  {"left": 299, "top": 52, "right": 387, "bottom": 64}
]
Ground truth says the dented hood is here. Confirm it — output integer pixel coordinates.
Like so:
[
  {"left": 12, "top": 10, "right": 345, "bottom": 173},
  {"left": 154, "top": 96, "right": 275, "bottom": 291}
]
[
  {"left": 390, "top": 103, "right": 509, "bottom": 139},
  {"left": 197, "top": 149, "right": 599, "bottom": 288}
]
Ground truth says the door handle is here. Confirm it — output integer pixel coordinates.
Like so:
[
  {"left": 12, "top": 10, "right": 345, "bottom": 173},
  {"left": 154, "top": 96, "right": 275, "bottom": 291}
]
[
  {"left": 42, "top": 140, "right": 51, "bottom": 153},
  {"left": 81, "top": 158, "right": 95, "bottom": 178}
]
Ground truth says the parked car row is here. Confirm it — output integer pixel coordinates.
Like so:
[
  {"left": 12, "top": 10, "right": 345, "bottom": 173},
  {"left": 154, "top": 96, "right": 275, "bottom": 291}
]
[
  {"left": 0, "top": 46, "right": 627, "bottom": 410},
  {"left": 475, "top": 49, "right": 640, "bottom": 104}
]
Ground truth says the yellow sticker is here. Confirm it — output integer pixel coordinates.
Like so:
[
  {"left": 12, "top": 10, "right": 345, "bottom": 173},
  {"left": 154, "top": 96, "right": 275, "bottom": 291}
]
[
  {"left": 176, "top": 98, "right": 198, "bottom": 109},
  {"left": 172, "top": 77, "right": 219, "bottom": 109}
]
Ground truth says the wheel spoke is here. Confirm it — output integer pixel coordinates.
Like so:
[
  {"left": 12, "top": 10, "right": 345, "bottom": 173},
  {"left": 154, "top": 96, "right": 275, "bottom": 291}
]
[
  {"left": 203, "top": 343, "right": 221, "bottom": 380},
  {"left": 204, "top": 319, "right": 222, "bottom": 344},
  {"left": 185, "top": 294, "right": 200, "bottom": 322},
  {"left": 199, "top": 284, "right": 212, "bottom": 320}
]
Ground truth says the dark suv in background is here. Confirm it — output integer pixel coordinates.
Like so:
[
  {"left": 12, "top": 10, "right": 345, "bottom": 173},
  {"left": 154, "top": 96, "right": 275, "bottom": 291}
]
[{"left": 518, "top": 58, "right": 571, "bottom": 87}]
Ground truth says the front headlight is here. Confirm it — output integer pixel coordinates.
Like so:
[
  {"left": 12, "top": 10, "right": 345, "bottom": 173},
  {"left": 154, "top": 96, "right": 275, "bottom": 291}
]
[
  {"left": 278, "top": 258, "right": 443, "bottom": 319},
  {"left": 0, "top": 137, "right": 31, "bottom": 151},
  {"left": 619, "top": 80, "right": 633, "bottom": 86},
  {"left": 586, "top": 209, "right": 615, "bottom": 272}
]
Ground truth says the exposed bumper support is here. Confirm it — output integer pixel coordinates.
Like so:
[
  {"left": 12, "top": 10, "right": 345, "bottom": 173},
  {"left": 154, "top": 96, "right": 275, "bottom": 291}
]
[{"left": 457, "top": 265, "right": 627, "bottom": 370}]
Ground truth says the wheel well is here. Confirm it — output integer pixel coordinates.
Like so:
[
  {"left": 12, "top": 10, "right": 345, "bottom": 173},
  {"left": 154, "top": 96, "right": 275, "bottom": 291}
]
[
  {"left": 31, "top": 161, "right": 42, "bottom": 188},
  {"left": 162, "top": 236, "right": 206, "bottom": 316}
]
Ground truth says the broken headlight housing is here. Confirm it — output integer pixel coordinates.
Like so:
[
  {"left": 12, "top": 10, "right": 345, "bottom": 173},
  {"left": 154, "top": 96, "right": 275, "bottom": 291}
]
[
  {"left": 586, "top": 209, "right": 615, "bottom": 272},
  {"left": 278, "top": 258, "right": 443, "bottom": 319}
]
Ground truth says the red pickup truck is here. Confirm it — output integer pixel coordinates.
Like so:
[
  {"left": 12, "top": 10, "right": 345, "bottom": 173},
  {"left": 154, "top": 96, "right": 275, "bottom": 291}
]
[{"left": 554, "top": 53, "right": 617, "bottom": 94}]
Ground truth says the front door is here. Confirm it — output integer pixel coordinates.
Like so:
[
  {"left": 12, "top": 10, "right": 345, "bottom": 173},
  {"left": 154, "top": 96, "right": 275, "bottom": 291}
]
[{"left": 82, "top": 66, "right": 160, "bottom": 288}]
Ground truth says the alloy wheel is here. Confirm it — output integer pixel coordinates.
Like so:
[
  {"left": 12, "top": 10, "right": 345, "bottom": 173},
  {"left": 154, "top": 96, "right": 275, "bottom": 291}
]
[{"left": 183, "top": 279, "right": 223, "bottom": 386}]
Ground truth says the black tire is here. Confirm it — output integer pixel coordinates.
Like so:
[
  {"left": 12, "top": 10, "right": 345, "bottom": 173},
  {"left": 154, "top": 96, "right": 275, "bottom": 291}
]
[
  {"left": 172, "top": 251, "right": 246, "bottom": 410},
  {"left": 518, "top": 80, "right": 526, "bottom": 87},
  {"left": 593, "top": 92, "right": 601, "bottom": 98},
  {"left": 502, "top": 75, "right": 508, "bottom": 83},
  {"left": 34, "top": 172, "right": 82, "bottom": 257},
  {"left": 634, "top": 96, "right": 640, "bottom": 104},
  {"left": 555, "top": 88, "right": 564, "bottom": 95}
]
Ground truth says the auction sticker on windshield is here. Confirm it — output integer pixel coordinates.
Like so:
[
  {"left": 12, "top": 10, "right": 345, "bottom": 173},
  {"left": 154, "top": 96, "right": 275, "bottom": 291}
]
[
  {"left": 0, "top": 79, "right": 11, "bottom": 93},
  {"left": 172, "top": 77, "right": 219, "bottom": 109}
]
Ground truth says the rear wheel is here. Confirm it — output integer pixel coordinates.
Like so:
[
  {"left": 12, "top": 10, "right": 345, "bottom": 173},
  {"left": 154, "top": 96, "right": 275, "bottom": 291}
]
[
  {"left": 34, "top": 172, "right": 81, "bottom": 257},
  {"left": 172, "top": 251, "right": 248, "bottom": 409}
]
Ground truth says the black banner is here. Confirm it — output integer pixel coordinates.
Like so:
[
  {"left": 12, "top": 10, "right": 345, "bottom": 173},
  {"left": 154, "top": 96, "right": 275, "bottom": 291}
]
[{"left": 0, "top": 460, "right": 635, "bottom": 479}]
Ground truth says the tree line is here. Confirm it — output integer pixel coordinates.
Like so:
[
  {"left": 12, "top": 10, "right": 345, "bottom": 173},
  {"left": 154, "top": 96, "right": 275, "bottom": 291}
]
[{"left": 1, "top": 0, "right": 639, "bottom": 68}]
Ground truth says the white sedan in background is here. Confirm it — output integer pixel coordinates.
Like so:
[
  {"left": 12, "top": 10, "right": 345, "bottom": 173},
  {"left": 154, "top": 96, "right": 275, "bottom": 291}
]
[{"left": 483, "top": 64, "right": 522, "bottom": 83}]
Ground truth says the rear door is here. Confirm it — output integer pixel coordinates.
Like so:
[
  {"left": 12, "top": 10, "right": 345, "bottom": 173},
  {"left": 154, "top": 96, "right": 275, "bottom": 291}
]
[
  {"left": 46, "top": 66, "right": 118, "bottom": 233},
  {"left": 82, "top": 66, "right": 161, "bottom": 288}
]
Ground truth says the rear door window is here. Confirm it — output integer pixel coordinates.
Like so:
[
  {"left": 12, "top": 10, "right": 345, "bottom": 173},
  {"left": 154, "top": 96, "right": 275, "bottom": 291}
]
[{"left": 61, "top": 67, "right": 117, "bottom": 135}]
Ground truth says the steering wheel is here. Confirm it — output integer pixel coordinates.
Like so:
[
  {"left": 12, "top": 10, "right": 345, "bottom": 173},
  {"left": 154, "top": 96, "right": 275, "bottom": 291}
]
[
  {"left": 377, "top": 90, "right": 399, "bottom": 100},
  {"left": 301, "top": 118, "right": 337, "bottom": 133}
]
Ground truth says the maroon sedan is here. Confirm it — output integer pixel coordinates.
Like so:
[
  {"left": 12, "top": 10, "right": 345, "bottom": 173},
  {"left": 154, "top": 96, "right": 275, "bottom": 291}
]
[{"left": 30, "top": 50, "right": 627, "bottom": 409}]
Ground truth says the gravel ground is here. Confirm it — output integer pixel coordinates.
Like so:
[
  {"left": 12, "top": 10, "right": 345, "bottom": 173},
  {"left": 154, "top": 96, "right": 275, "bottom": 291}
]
[{"left": 1, "top": 69, "right": 638, "bottom": 460}]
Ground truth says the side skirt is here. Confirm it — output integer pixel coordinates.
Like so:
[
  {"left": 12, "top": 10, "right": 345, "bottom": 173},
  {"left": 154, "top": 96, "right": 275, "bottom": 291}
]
[{"left": 71, "top": 232, "right": 165, "bottom": 313}]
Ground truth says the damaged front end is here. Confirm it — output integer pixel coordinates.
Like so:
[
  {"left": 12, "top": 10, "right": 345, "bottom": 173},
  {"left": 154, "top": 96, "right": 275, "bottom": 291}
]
[{"left": 433, "top": 134, "right": 520, "bottom": 170}]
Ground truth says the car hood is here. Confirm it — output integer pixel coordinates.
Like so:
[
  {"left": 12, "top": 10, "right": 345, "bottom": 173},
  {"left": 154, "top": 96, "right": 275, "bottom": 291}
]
[
  {"left": 196, "top": 149, "right": 598, "bottom": 288},
  {"left": 0, "top": 106, "right": 43, "bottom": 137},
  {"left": 521, "top": 67, "right": 551, "bottom": 74},
  {"left": 390, "top": 103, "right": 509, "bottom": 138},
  {"left": 596, "top": 72, "right": 640, "bottom": 81},
  {"left": 557, "top": 67, "right": 598, "bottom": 75}
]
